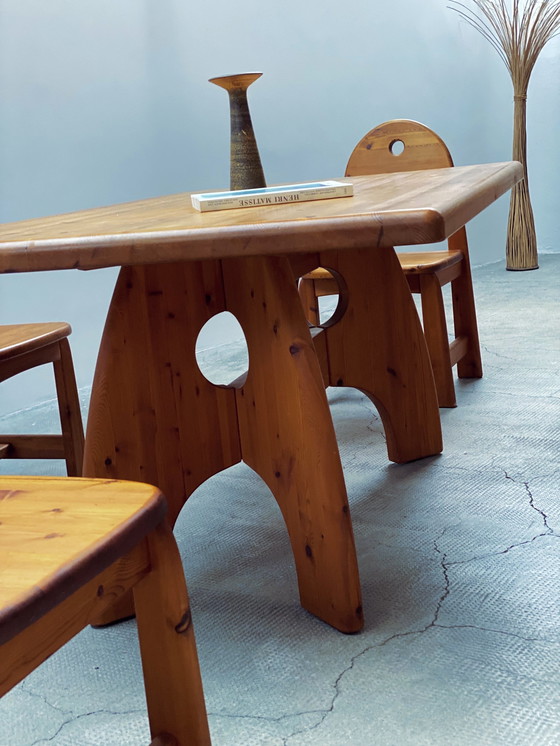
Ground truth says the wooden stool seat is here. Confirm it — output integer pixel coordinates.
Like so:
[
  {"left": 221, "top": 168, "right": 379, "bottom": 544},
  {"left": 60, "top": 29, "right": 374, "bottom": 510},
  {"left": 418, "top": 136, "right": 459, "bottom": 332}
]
[
  {"left": 0, "top": 323, "right": 84, "bottom": 475},
  {"left": 0, "top": 322, "right": 73, "bottom": 359},
  {"left": 306, "top": 250, "right": 462, "bottom": 277},
  {"left": 397, "top": 249, "right": 463, "bottom": 274},
  {"left": 0, "top": 476, "right": 211, "bottom": 745}
]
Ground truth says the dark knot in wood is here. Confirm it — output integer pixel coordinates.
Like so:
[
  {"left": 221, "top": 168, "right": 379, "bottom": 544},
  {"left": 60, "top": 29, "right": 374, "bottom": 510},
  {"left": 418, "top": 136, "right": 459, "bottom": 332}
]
[{"left": 175, "top": 609, "right": 192, "bottom": 634}]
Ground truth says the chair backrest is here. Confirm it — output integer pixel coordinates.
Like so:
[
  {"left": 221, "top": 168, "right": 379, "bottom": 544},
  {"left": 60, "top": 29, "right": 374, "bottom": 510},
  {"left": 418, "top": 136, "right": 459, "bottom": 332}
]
[
  {"left": 345, "top": 119, "right": 454, "bottom": 177},
  {"left": 346, "top": 119, "right": 468, "bottom": 257}
]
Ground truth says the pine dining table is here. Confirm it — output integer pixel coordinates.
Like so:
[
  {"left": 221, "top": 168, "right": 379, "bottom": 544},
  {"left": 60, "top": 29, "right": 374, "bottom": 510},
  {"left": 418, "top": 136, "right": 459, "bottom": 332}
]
[{"left": 0, "top": 161, "right": 522, "bottom": 633}]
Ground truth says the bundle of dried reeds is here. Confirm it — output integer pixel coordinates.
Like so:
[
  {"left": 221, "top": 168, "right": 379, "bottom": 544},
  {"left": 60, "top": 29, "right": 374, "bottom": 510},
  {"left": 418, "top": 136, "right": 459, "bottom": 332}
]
[{"left": 449, "top": 0, "right": 560, "bottom": 269}]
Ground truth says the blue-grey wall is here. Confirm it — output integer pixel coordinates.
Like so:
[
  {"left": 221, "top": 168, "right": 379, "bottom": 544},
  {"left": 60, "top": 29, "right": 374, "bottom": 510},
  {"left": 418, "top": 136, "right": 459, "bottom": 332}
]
[{"left": 1, "top": 0, "right": 558, "bottom": 414}]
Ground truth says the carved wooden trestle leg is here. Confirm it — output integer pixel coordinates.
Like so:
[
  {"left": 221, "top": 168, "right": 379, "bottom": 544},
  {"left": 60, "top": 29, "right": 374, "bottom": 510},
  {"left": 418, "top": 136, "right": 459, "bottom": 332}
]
[
  {"left": 299, "top": 246, "right": 443, "bottom": 464},
  {"left": 83, "top": 255, "right": 363, "bottom": 633}
]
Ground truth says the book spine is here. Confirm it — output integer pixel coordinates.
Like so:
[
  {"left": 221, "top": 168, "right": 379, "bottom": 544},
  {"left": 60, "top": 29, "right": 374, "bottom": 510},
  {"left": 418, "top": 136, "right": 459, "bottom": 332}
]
[{"left": 193, "top": 184, "right": 353, "bottom": 212}]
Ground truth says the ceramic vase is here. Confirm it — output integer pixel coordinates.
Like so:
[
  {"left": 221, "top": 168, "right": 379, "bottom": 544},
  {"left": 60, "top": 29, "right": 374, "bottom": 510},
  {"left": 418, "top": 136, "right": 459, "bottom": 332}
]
[{"left": 209, "top": 72, "right": 266, "bottom": 191}]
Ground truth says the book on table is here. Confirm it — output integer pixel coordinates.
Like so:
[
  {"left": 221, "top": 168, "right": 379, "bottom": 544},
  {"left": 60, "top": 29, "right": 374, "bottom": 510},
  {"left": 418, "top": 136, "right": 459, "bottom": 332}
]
[{"left": 190, "top": 180, "right": 353, "bottom": 212}]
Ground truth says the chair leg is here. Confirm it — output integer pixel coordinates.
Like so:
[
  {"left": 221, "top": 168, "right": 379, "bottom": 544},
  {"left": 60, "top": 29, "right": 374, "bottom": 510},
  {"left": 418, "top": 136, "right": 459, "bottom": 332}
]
[
  {"left": 53, "top": 338, "right": 85, "bottom": 476},
  {"left": 298, "top": 276, "right": 321, "bottom": 326},
  {"left": 133, "top": 521, "right": 211, "bottom": 746},
  {"left": 150, "top": 736, "right": 179, "bottom": 746},
  {"left": 419, "top": 273, "right": 457, "bottom": 408},
  {"left": 448, "top": 244, "right": 483, "bottom": 380}
]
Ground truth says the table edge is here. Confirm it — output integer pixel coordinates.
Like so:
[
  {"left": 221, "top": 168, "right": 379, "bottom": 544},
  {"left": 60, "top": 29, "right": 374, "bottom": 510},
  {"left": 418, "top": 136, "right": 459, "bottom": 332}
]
[{"left": 0, "top": 161, "right": 523, "bottom": 273}]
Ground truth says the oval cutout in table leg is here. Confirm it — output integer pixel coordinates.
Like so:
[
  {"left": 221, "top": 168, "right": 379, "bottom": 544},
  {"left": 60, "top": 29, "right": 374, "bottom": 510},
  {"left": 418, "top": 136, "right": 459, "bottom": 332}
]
[{"left": 195, "top": 311, "right": 249, "bottom": 387}]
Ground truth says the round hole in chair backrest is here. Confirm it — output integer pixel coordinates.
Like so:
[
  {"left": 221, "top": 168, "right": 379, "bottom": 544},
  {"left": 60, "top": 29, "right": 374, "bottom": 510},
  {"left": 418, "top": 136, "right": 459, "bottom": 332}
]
[{"left": 389, "top": 139, "right": 405, "bottom": 156}]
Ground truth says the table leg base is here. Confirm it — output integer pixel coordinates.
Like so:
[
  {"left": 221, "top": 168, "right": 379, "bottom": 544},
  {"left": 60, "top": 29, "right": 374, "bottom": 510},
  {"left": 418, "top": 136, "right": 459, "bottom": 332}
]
[
  {"left": 84, "top": 257, "right": 363, "bottom": 633},
  {"left": 224, "top": 256, "right": 363, "bottom": 633},
  {"left": 314, "top": 247, "right": 443, "bottom": 463}
]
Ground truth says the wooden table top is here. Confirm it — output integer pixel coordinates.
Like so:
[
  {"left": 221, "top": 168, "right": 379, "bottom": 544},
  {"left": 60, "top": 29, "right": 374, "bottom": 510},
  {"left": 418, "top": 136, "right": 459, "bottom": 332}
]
[{"left": 0, "top": 162, "right": 522, "bottom": 273}]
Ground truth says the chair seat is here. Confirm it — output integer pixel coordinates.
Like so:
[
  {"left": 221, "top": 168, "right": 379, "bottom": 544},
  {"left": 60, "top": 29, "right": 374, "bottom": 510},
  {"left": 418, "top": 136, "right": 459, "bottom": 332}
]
[
  {"left": 303, "top": 250, "right": 463, "bottom": 282},
  {"left": 0, "top": 322, "right": 72, "bottom": 361},
  {"left": 302, "top": 267, "right": 334, "bottom": 281},
  {"left": 398, "top": 249, "right": 463, "bottom": 274},
  {"left": 0, "top": 322, "right": 84, "bottom": 474},
  {"left": 0, "top": 476, "right": 166, "bottom": 645},
  {"left": 0, "top": 476, "right": 211, "bottom": 744}
]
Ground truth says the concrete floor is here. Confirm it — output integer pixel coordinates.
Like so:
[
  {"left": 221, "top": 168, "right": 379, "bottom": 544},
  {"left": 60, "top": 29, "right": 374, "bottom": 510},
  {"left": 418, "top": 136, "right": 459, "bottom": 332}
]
[{"left": 0, "top": 255, "right": 558, "bottom": 745}]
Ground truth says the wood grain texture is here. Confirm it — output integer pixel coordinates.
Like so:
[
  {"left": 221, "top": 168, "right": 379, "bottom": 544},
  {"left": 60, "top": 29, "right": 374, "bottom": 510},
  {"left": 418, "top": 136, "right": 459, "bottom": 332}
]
[
  {"left": 0, "top": 476, "right": 211, "bottom": 745},
  {"left": 134, "top": 521, "right": 212, "bottom": 743},
  {"left": 397, "top": 250, "right": 463, "bottom": 274},
  {"left": 300, "top": 121, "right": 494, "bottom": 409},
  {"left": 0, "top": 163, "right": 522, "bottom": 273},
  {"left": 83, "top": 256, "right": 362, "bottom": 633},
  {"left": 344, "top": 120, "right": 485, "bottom": 407},
  {"left": 53, "top": 337, "right": 85, "bottom": 476},
  {"left": 346, "top": 118, "right": 455, "bottom": 173},
  {"left": 223, "top": 255, "right": 362, "bottom": 632},
  {"left": 0, "top": 543, "right": 151, "bottom": 694},
  {"left": 0, "top": 325, "right": 84, "bottom": 475},
  {"left": 0, "top": 159, "right": 522, "bottom": 637},
  {"left": 0, "top": 434, "right": 66, "bottom": 459},
  {"left": 0, "top": 477, "right": 166, "bottom": 642},
  {"left": 83, "top": 261, "right": 241, "bottom": 527},
  {"left": 312, "top": 247, "right": 442, "bottom": 463},
  {"left": 0, "top": 323, "right": 72, "bottom": 359}
]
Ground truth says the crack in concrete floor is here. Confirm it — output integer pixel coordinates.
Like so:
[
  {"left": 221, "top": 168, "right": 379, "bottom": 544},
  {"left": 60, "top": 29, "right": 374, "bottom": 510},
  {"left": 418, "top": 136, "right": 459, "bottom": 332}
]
[
  {"left": 206, "top": 524, "right": 548, "bottom": 746},
  {"left": 279, "top": 529, "right": 554, "bottom": 743},
  {"left": 10, "top": 448, "right": 557, "bottom": 743},
  {"left": 6, "top": 515, "right": 558, "bottom": 744},
  {"left": 21, "top": 680, "right": 146, "bottom": 746}
]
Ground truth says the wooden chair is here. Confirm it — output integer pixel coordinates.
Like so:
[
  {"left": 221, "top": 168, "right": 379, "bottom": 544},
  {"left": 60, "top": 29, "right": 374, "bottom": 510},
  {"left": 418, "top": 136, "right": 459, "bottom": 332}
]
[
  {"left": 0, "top": 476, "right": 211, "bottom": 746},
  {"left": 0, "top": 323, "right": 85, "bottom": 474},
  {"left": 299, "top": 119, "right": 483, "bottom": 407}
]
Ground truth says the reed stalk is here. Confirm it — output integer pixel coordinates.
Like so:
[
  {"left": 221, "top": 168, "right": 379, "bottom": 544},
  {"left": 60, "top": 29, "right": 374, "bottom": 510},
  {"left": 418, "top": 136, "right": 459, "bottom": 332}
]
[{"left": 449, "top": 0, "right": 560, "bottom": 269}]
